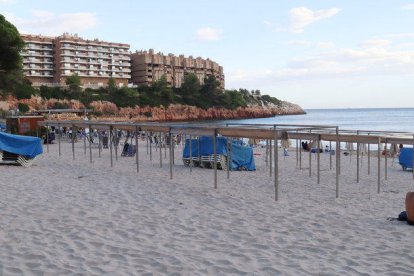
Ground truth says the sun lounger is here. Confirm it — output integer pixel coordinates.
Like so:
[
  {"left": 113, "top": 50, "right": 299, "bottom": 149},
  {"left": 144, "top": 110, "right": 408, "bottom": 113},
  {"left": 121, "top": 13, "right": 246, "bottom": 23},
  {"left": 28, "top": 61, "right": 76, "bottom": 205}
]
[
  {"left": 121, "top": 143, "right": 136, "bottom": 157},
  {"left": 0, "top": 132, "right": 43, "bottom": 167}
]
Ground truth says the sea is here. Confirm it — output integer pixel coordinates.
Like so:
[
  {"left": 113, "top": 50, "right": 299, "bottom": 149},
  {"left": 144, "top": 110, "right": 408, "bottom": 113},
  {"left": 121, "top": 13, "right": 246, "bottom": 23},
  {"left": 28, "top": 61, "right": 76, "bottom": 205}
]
[{"left": 222, "top": 108, "right": 414, "bottom": 133}]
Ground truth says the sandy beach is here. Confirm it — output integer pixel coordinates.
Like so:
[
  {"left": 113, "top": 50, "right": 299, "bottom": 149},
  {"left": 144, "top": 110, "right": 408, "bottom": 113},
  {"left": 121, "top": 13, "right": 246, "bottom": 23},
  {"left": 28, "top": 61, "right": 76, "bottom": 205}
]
[{"left": 1, "top": 138, "right": 414, "bottom": 275}]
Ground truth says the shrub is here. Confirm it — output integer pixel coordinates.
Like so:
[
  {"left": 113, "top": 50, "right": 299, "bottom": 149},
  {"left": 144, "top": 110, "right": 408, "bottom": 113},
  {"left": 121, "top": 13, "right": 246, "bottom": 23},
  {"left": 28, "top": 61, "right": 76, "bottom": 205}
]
[
  {"left": 53, "top": 101, "right": 70, "bottom": 109},
  {"left": 17, "top": 102, "right": 29, "bottom": 113}
]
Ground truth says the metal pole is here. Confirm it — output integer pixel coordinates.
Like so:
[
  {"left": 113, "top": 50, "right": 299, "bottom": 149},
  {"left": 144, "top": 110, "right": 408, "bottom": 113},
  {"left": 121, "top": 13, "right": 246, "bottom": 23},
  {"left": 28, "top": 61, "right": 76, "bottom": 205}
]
[
  {"left": 317, "top": 136, "right": 320, "bottom": 184},
  {"left": 83, "top": 128, "right": 86, "bottom": 155},
  {"left": 274, "top": 130, "right": 279, "bottom": 201},
  {"left": 227, "top": 137, "right": 231, "bottom": 179},
  {"left": 58, "top": 123, "right": 61, "bottom": 156},
  {"left": 146, "top": 131, "right": 149, "bottom": 155},
  {"left": 109, "top": 126, "right": 113, "bottom": 167},
  {"left": 269, "top": 137, "right": 272, "bottom": 177},
  {"left": 357, "top": 131, "right": 360, "bottom": 183},
  {"left": 172, "top": 134, "right": 175, "bottom": 165},
  {"left": 299, "top": 139, "right": 302, "bottom": 169},
  {"left": 89, "top": 124, "right": 92, "bottom": 163},
  {"left": 189, "top": 134, "right": 192, "bottom": 173},
  {"left": 198, "top": 136, "right": 201, "bottom": 165},
  {"left": 46, "top": 123, "right": 49, "bottom": 153},
  {"left": 169, "top": 131, "right": 173, "bottom": 179},
  {"left": 296, "top": 137, "right": 299, "bottom": 168},
  {"left": 377, "top": 137, "right": 381, "bottom": 193},
  {"left": 384, "top": 141, "right": 388, "bottom": 181},
  {"left": 309, "top": 138, "right": 312, "bottom": 178},
  {"left": 336, "top": 127, "right": 340, "bottom": 198},
  {"left": 164, "top": 132, "right": 167, "bottom": 159},
  {"left": 114, "top": 128, "right": 118, "bottom": 161},
  {"left": 265, "top": 139, "right": 269, "bottom": 167},
  {"left": 368, "top": 134, "right": 371, "bottom": 175},
  {"left": 71, "top": 124, "right": 75, "bottom": 160},
  {"left": 159, "top": 132, "right": 162, "bottom": 168},
  {"left": 149, "top": 132, "right": 152, "bottom": 161},
  {"left": 338, "top": 140, "right": 341, "bottom": 176},
  {"left": 213, "top": 130, "right": 217, "bottom": 189},
  {"left": 135, "top": 126, "right": 139, "bottom": 173},
  {"left": 329, "top": 141, "right": 332, "bottom": 170},
  {"left": 98, "top": 131, "right": 101, "bottom": 158}
]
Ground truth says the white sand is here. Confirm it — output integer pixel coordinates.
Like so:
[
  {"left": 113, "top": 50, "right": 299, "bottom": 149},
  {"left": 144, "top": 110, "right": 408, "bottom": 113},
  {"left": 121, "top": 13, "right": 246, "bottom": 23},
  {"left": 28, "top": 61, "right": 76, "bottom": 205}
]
[{"left": 1, "top": 140, "right": 414, "bottom": 275}]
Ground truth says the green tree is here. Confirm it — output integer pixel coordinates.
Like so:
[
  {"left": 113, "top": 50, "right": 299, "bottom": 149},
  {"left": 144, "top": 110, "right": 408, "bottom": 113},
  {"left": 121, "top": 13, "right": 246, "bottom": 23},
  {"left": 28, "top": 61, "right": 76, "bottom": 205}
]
[
  {"left": 14, "top": 80, "right": 35, "bottom": 99},
  {"left": 200, "top": 75, "right": 222, "bottom": 108},
  {"left": 110, "top": 86, "right": 138, "bottom": 107},
  {"left": 65, "top": 73, "right": 82, "bottom": 100},
  {"left": 137, "top": 84, "right": 155, "bottom": 106},
  {"left": 0, "top": 15, "right": 25, "bottom": 73},
  {"left": 222, "top": 89, "right": 247, "bottom": 109},
  {"left": 38, "top": 85, "right": 65, "bottom": 100},
  {"left": 17, "top": 102, "right": 29, "bottom": 113},
  {"left": 39, "top": 85, "right": 53, "bottom": 99},
  {"left": 107, "top": 77, "right": 116, "bottom": 91},
  {"left": 179, "top": 73, "right": 201, "bottom": 106},
  {"left": 152, "top": 75, "right": 173, "bottom": 106},
  {"left": 79, "top": 88, "right": 95, "bottom": 106}
]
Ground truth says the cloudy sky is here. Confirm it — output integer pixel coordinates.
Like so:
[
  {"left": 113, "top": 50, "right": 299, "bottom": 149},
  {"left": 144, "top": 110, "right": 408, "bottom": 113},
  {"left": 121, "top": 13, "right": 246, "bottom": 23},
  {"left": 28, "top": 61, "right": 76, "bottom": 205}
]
[{"left": 2, "top": 0, "right": 414, "bottom": 109}]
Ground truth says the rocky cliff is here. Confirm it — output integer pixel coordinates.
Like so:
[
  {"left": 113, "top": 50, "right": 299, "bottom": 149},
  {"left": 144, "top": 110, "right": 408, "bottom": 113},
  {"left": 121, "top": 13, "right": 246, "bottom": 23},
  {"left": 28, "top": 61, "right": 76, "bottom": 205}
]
[
  {"left": 3, "top": 96, "right": 305, "bottom": 122},
  {"left": 95, "top": 101, "right": 305, "bottom": 122}
]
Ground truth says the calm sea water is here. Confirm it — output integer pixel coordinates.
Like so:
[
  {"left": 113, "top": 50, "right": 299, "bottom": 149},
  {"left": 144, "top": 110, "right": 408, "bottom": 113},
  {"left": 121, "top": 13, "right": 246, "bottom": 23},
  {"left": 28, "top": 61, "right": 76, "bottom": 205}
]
[{"left": 221, "top": 108, "right": 414, "bottom": 133}]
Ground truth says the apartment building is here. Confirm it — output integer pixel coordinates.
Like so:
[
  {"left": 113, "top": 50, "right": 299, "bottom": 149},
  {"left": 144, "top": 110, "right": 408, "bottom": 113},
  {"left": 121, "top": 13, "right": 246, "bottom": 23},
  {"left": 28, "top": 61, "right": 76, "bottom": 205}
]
[
  {"left": 20, "top": 33, "right": 131, "bottom": 88},
  {"left": 130, "top": 49, "right": 225, "bottom": 89},
  {"left": 21, "top": 34, "right": 55, "bottom": 86}
]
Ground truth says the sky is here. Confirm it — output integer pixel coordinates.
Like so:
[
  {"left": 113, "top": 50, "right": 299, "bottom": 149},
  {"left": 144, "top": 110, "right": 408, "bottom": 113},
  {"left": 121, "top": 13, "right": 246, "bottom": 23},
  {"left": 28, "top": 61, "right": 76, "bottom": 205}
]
[{"left": 2, "top": 0, "right": 414, "bottom": 109}]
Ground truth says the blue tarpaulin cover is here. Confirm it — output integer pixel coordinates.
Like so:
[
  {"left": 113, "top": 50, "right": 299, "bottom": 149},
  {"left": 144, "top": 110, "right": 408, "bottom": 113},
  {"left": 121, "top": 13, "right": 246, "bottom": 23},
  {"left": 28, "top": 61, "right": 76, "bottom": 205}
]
[
  {"left": 0, "top": 132, "right": 43, "bottom": 158},
  {"left": 183, "top": 136, "right": 256, "bottom": 171},
  {"left": 399, "top": 148, "right": 413, "bottom": 169}
]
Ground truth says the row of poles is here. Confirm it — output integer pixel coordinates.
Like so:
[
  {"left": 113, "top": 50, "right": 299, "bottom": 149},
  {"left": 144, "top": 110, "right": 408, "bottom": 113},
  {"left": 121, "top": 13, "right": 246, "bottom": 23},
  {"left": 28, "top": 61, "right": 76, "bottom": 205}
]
[
  {"left": 41, "top": 123, "right": 279, "bottom": 199},
  {"left": 40, "top": 122, "right": 414, "bottom": 201}
]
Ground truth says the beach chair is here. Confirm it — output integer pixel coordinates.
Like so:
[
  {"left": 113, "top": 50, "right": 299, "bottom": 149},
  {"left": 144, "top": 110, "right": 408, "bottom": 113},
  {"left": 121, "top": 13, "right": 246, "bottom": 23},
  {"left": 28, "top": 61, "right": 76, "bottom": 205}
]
[
  {"left": 0, "top": 151, "right": 38, "bottom": 167},
  {"left": 121, "top": 143, "right": 136, "bottom": 157},
  {"left": 0, "top": 132, "right": 42, "bottom": 167}
]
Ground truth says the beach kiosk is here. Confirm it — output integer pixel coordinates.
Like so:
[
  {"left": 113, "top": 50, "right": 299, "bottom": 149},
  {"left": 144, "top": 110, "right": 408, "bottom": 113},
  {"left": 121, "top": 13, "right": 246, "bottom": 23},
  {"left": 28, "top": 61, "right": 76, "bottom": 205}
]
[{"left": 6, "top": 116, "right": 44, "bottom": 135}]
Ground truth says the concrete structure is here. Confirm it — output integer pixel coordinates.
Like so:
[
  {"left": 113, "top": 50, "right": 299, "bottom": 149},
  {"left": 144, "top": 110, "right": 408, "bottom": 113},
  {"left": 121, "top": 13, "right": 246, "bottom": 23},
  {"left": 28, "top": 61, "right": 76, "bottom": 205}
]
[
  {"left": 21, "top": 33, "right": 131, "bottom": 88},
  {"left": 130, "top": 49, "right": 225, "bottom": 89}
]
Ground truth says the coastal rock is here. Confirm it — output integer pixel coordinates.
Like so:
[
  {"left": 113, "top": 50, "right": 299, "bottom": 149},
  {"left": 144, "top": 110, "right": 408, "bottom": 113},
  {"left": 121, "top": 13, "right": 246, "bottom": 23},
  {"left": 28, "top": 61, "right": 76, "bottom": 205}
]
[
  {"left": 99, "top": 102, "right": 305, "bottom": 122},
  {"left": 7, "top": 96, "right": 305, "bottom": 122}
]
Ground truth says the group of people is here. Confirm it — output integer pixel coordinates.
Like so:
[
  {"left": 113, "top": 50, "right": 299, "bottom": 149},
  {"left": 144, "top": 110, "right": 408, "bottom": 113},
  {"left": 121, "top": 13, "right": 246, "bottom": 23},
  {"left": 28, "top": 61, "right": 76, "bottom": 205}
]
[
  {"left": 301, "top": 141, "right": 310, "bottom": 151},
  {"left": 300, "top": 141, "right": 327, "bottom": 153}
]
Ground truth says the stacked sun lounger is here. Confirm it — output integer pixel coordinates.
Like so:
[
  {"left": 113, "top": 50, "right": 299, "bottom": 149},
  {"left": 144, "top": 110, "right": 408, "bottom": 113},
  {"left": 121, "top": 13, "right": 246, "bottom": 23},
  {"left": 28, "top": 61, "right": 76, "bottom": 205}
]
[
  {"left": 0, "top": 132, "right": 43, "bottom": 167},
  {"left": 121, "top": 143, "right": 136, "bottom": 157}
]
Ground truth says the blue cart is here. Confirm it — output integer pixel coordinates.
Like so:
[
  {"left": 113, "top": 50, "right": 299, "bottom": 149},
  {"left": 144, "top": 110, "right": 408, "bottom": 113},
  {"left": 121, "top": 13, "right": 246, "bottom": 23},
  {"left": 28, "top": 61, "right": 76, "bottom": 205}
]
[{"left": 399, "top": 148, "right": 413, "bottom": 171}]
